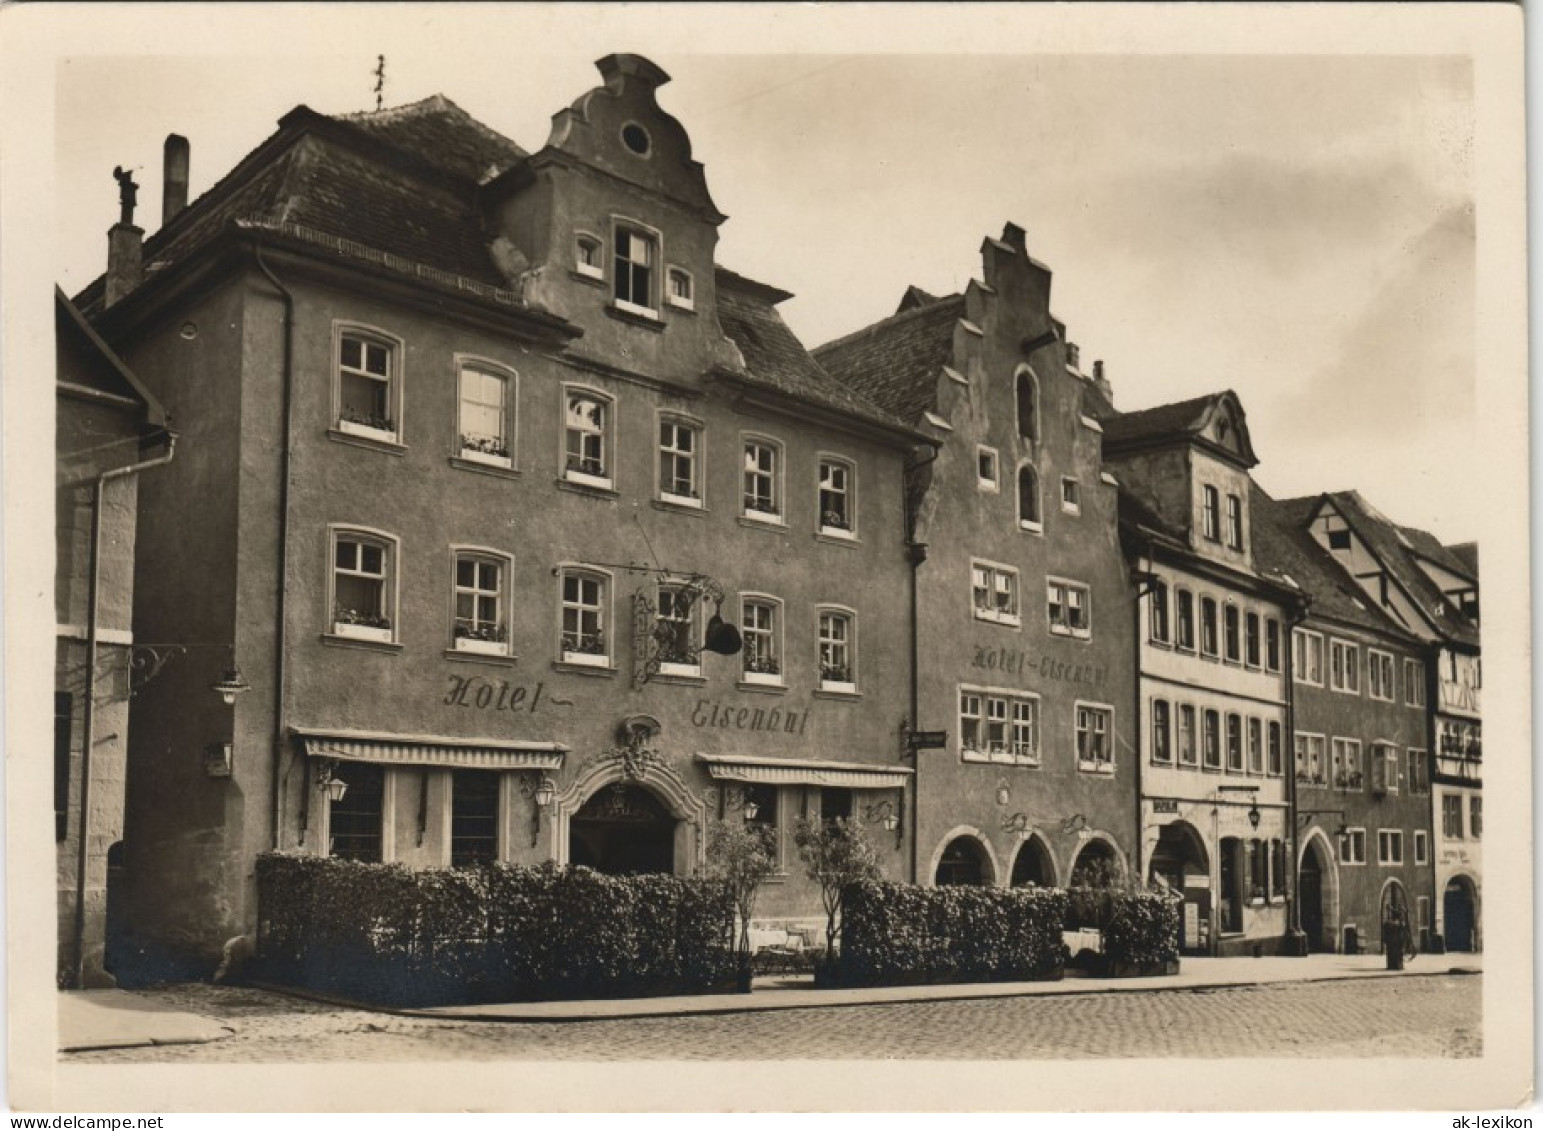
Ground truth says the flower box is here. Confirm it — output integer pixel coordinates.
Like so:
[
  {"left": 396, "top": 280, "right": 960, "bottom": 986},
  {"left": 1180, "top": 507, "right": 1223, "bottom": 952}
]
[
  {"left": 658, "top": 661, "right": 701, "bottom": 678},
  {"left": 562, "top": 650, "right": 609, "bottom": 668},
  {"left": 564, "top": 467, "right": 612, "bottom": 490},
  {"left": 459, "top": 448, "right": 512, "bottom": 470},
  {"left": 660, "top": 490, "right": 703, "bottom": 509},
  {"left": 820, "top": 523, "right": 857, "bottom": 540},
  {"left": 333, "top": 622, "right": 393, "bottom": 643},
  {"left": 819, "top": 680, "right": 857, "bottom": 695},
  {"left": 338, "top": 418, "right": 398, "bottom": 444},
  {"left": 455, "top": 638, "right": 507, "bottom": 656},
  {"left": 743, "top": 670, "right": 783, "bottom": 687}
]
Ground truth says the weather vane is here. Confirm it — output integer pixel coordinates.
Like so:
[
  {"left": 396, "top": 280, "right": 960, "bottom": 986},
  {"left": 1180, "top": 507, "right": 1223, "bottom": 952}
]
[{"left": 373, "top": 54, "right": 386, "bottom": 111}]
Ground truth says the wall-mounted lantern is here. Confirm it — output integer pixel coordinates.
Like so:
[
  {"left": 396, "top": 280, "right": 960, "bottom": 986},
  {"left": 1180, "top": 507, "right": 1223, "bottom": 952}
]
[
  {"left": 519, "top": 773, "right": 557, "bottom": 846},
  {"left": 314, "top": 760, "right": 349, "bottom": 803}
]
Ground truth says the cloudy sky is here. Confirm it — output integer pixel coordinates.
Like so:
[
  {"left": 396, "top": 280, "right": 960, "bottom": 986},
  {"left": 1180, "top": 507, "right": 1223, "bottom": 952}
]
[{"left": 49, "top": 14, "right": 1480, "bottom": 543}]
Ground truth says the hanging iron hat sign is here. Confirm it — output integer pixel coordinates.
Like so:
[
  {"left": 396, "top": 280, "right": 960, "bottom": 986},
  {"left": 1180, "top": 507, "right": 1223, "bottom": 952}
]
[{"left": 702, "top": 598, "right": 743, "bottom": 656}]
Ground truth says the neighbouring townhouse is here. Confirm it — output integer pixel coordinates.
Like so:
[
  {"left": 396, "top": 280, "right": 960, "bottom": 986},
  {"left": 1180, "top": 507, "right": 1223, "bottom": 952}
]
[
  {"left": 54, "top": 287, "right": 176, "bottom": 986},
  {"left": 1284, "top": 491, "right": 1481, "bottom": 952},
  {"left": 1105, "top": 393, "right": 1302, "bottom": 956},
  {"left": 1252, "top": 487, "right": 1435, "bottom": 955},
  {"left": 816, "top": 226, "right": 1139, "bottom": 896},
  {"left": 78, "top": 56, "right": 927, "bottom": 975}
]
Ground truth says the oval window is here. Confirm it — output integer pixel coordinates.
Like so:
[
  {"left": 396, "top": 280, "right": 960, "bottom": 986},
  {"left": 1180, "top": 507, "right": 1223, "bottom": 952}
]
[{"left": 621, "top": 123, "right": 651, "bottom": 156}]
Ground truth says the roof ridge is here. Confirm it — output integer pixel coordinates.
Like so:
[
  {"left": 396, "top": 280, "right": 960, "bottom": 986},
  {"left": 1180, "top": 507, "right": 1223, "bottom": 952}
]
[
  {"left": 334, "top": 93, "right": 457, "bottom": 124},
  {"left": 813, "top": 292, "right": 964, "bottom": 357}
]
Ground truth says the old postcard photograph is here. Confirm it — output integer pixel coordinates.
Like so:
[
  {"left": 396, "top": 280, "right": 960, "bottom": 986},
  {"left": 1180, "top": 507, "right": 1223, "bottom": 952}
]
[{"left": 2, "top": 1, "right": 1530, "bottom": 1114}]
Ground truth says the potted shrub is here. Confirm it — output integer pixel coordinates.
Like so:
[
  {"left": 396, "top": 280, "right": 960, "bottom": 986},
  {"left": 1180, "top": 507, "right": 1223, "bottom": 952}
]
[
  {"left": 705, "top": 819, "right": 779, "bottom": 992},
  {"left": 793, "top": 816, "right": 882, "bottom": 986}
]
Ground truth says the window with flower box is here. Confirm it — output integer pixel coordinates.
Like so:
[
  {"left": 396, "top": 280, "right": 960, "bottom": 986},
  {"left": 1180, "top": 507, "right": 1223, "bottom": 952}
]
[
  {"left": 972, "top": 562, "right": 1020, "bottom": 627},
  {"left": 1047, "top": 577, "right": 1090, "bottom": 638},
  {"left": 818, "top": 457, "right": 856, "bottom": 536},
  {"left": 559, "top": 568, "right": 610, "bottom": 667},
  {"left": 658, "top": 418, "right": 702, "bottom": 506},
  {"left": 740, "top": 597, "right": 782, "bottom": 685},
  {"left": 335, "top": 329, "right": 400, "bottom": 443},
  {"left": 457, "top": 363, "right": 514, "bottom": 468},
  {"left": 817, "top": 608, "right": 856, "bottom": 692},
  {"left": 331, "top": 529, "right": 397, "bottom": 642},
  {"left": 451, "top": 550, "right": 509, "bottom": 655},
  {"left": 1331, "top": 738, "right": 1362, "bottom": 791},
  {"left": 1375, "top": 743, "right": 1399, "bottom": 794},
  {"left": 563, "top": 389, "right": 612, "bottom": 488},
  {"left": 654, "top": 583, "right": 702, "bottom": 677},
  {"left": 742, "top": 437, "right": 783, "bottom": 523},
  {"left": 959, "top": 687, "right": 1040, "bottom": 765},
  {"left": 1076, "top": 703, "right": 1114, "bottom": 773}
]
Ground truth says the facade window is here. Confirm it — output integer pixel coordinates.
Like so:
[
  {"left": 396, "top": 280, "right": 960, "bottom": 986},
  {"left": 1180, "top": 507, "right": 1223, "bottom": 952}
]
[
  {"left": 575, "top": 233, "right": 604, "bottom": 278},
  {"left": 1295, "top": 733, "right": 1326, "bottom": 785},
  {"left": 1060, "top": 477, "right": 1081, "bottom": 515},
  {"left": 1202, "top": 709, "right": 1221, "bottom": 770},
  {"left": 452, "top": 552, "right": 508, "bottom": 653},
  {"left": 1151, "top": 699, "right": 1172, "bottom": 763},
  {"left": 1225, "top": 713, "right": 1243, "bottom": 772},
  {"left": 1248, "top": 838, "right": 1267, "bottom": 901},
  {"left": 1265, "top": 618, "right": 1282, "bottom": 672},
  {"left": 655, "top": 584, "right": 701, "bottom": 675},
  {"left": 1267, "top": 721, "right": 1283, "bottom": 776},
  {"left": 743, "top": 438, "right": 782, "bottom": 521},
  {"left": 1076, "top": 704, "right": 1114, "bottom": 772},
  {"left": 559, "top": 569, "right": 608, "bottom": 666},
  {"left": 743, "top": 785, "right": 780, "bottom": 859},
  {"left": 658, "top": 419, "right": 701, "bottom": 504},
  {"left": 613, "top": 226, "right": 657, "bottom": 314},
  {"left": 1202, "top": 485, "right": 1221, "bottom": 541},
  {"left": 820, "top": 787, "right": 854, "bottom": 825},
  {"left": 1329, "top": 638, "right": 1360, "bottom": 694},
  {"left": 1271, "top": 839, "right": 1288, "bottom": 899},
  {"left": 1047, "top": 578, "right": 1090, "bottom": 638},
  {"left": 458, "top": 364, "right": 513, "bottom": 466},
  {"left": 1442, "top": 794, "right": 1464, "bottom": 839},
  {"left": 1294, "top": 629, "right": 1324, "bottom": 685},
  {"left": 1331, "top": 738, "right": 1362, "bottom": 791},
  {"left": 1414, "top": 830, "right": 1429, "bottom": 865},
  {"left": 1338, "top": 827, "right": 1367, "bottom": 866},
  {"left": 1244, "top": 613, "right": 1261, "bottom": 668},
  {"left": 1200, "top": 597, "right": 1219, "bottom": 657},
  {"left": 1470, "top": 795, "right": 1482, "bottom": 840},
  {"left": 1247, "top": 717, "right": 1264, "bottom": 774},
  {"left": 1149, "top": 581, "right": 1170, "bottom": 644},
  {"left": 1226, "top": 493, "right": 1243, "bottom": 550},
  {"left": 1219, "top": 838, "right": 1244, "bottom": 931},
  {"left": 1176, "top": 589, "right": 1195, "bottom": 651},
  {"left": 1177, "top": 704, "right": 1198, "bottom": 766},
  {"left": 741, "top": 597, "right": 782, "bottom": 683},
  {"left": 818, "top": 458, "right": 856, "bottom": 535},
  {"left": 450, "top": 769, "right": 500, "bottom": 868},
  {"left": 1018, "top": 465, "right": 1041, "bottom": 529},
  {"left": 960, "top": 688, "right": 1040, "bottom": 765},
  {"left": 666, "top": 267, "right": 694, "bottom": 310},
  {"left": 1223, "top": 604, "right": 1241, "bottom": 662},
  {"left": 817, "top": 609, "right": 856, "bottom": 691},
  {"left": 1016, "top": 371, "right": 1038, "bottom": 442},
  {"left": 563, "top": 390, "right": 611, "bottom": 486},
  {"left": 977, "top": 447, "right": 999, "bottom": 491},
  {"left": 1377, "top": 830, "right": 1404, "bottom": 866},
  {"left": 1407, "top": 748, "right": 1429, "bottom": 795},
  {"left": 330, "top": 763, "right": 385, "bottom": 862},
  {"left": 1404, "top": 658, "right": 1427, "bottom": 707},
  {"left": 972, "top": 562, "right": 1020, "bottom": 626},
  {"left": 332, "top": 531, "right": 395, "bottom": 640},
  {"left": 336, "top": 331, "right": 397, "bottom": 439},
  {"left": 1367, "top": 650, "right": 1395, "bottom": 701},
  {"left": 1378, "top": 743, "right": 1399, "bottom": 794}
]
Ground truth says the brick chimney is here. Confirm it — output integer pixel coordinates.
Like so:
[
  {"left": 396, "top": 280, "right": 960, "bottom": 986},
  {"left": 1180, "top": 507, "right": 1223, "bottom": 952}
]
[
  {"left": 105, "top": 166, "right": 144, "bottom": 308},
  {"left": 162, "top": 134, "right": 190, "bottom": 226},
  {"left": 1093, "top": 359, "right": 1115, "bottom": 407}
]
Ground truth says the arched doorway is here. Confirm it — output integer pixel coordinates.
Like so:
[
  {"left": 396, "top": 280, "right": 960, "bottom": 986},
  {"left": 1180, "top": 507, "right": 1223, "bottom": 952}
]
[
  {"left": 935, "top": 836, "right": 991, "bottom": 886},
  {"left": 569, "top": 783, "right": 677, "bottom": 875},
  {"left": 1148, "top": 821, "right": 1209, "bottom": 954},
  {"left": 1298, "top": 835, "right": 1336, "bottom": 952},
  {"left": 1009, "top": 834, "right": 1055, "bottom": 887},
  {"left": 1069, "top": 837, "right": 1123, "bottom": 889},
  {"left": 1380, "top": 880, "right": 1411, "bottom": 955},
  {"left": 1443, "top": 875, "right": 1478, "bottom": 952}
]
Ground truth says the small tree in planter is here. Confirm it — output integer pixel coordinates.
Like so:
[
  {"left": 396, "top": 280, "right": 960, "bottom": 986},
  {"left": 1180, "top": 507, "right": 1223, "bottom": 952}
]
[
  {"left": 792, "top": 816, "right": 882, "bottom": 982},
  {"left": 705, "top": 818, "right": 779, "bottom": 991}
]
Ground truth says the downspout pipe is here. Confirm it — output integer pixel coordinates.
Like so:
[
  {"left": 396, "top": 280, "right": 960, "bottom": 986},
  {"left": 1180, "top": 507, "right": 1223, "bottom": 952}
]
[
  {"left": 252, "top": 239, "right": 295, "bottom": 854},
  {"left": 74, "top": 432, "right": 177, "bottom": 987},
  {"left": 1284, "top": 595, "right": 1310, "bottom": 954}
]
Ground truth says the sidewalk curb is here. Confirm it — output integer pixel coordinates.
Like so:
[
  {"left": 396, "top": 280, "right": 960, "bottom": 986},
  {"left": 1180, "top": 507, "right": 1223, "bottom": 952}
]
[{"left": 247, "top": 965, "right": 1478, "bottom": 1025}]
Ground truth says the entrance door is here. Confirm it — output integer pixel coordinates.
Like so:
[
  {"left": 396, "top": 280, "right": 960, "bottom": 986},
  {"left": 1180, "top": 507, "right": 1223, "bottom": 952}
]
[
  {"left": 1299, "top": 853, "right": 1324, "bottom": 951},
  {"left": 1443, "top": 878, "right": 1476, "bottom": 952},
  {"left": 569, "top": 783, "right": 677, "bottom": 875}
]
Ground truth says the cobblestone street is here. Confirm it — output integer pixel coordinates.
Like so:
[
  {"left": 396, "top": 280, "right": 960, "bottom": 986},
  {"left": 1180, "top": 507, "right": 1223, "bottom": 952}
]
[{"left": 64, "top": 973, "right": 1480, "bottom": 1063}]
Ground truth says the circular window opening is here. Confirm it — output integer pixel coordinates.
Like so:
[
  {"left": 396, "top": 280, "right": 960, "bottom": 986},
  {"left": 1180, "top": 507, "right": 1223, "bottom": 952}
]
[{"left": 621, "top": 123, "right": 651, "bottom": 156}]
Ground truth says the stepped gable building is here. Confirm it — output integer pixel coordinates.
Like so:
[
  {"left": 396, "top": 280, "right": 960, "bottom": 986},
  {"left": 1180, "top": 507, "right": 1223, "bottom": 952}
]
[
  {"left": 816, "top": 224, "right": 1139, "bottom": 893},
  {"left": 1251, "top": 486, "right": 1434, "bottom": 956},
  {"left": 1280, "top": 491, "right": 1481, "bottom": 952},
  {"left": 79, "top": 55, "right": 928, "bottom": 975},
  {"left": 1104, "top": 392, "right": 1302, "bottom": 956},
  {"left": 54, "top": 288, "right": 176, "bottom": 986}
]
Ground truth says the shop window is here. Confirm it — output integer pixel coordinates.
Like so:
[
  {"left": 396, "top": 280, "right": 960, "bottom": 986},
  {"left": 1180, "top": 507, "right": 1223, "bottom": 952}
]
[
  {"left": 973, "top": 562, "right": 1020, "bottom": 626},
  {"left": 450, "top": 769, "right": 500, "bottom": 868},
  {"left": 817, "top": 608, "right": 856, "bottom": 691},
  {"left": 559, "top": 568, "right": 609, "bottom": 666},
  {"left": 742, "top": 437, "right": 783, "bottom": 522},
  {"left": 740, "top": 596, "right": 782, "bottom": 684},
  {"left": 452, "top": 551, "right": 509, "bottom": 655},
  {"left": 335, "top": 329, "right": 399, "bottom": 441},
  {"left": 1248, "top": 838, "right": 1267, "bottom": 901},
  {"left": 457, "top": 363, "right": 514, "bottom": 467},
  {"left": 331, "top": 529, "right": 397, "bottom": 641},
  {"left": 330, "top": 763, "right": 386, "bottom": 862},
  {"left": 563, "top": 388, "right": 612, "bottom": 487},
  {"left": 818, "top": 457, "right": 856, "bottom": 536},
  {"left": 1271, "top": 839, "right": 1288, "bottom": 898},
  {"left": 744, "top": 784, "right": 780, "bottom": 858},
  {"left": 1219, "top": 837, "right": 1244, "bottom": 931},
  {"left": 820, "top": 787, "right": 853, "bottom": 825}
]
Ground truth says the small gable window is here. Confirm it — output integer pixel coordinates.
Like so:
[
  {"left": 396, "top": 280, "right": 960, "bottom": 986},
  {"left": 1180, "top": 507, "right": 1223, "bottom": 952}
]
[
  {"left": 1018, "top": 465, "right": 1042, "bottom": 531},
  {"left": 1016, "top": 371, "right": 1039, "bottom": 443},
  {"left": 613, "top": 226, "right": 658, "bottom": 316},
  {"left": 575, "top": 234, "right": 604, "bottom": 280},
  {"left": 667, "top": 267, "right": 694, "bottom": 311}
]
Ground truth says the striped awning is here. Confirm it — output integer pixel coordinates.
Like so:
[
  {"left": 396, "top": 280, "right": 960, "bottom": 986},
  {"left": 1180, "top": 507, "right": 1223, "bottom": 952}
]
[
  {"left": 294, "top": 727, "right": 565, "bottom": 772},
  {"left": 696, "top": 753, "right": 912, "bottom": 790}
]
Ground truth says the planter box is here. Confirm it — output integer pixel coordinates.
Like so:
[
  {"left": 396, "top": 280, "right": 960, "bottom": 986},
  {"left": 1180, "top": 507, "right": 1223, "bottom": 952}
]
[
  {"left": 658, "top": 661, "right": 701, "bottom": 678},
  {"left": 742, "top": 670, "right": 783, "bottom": 686},
  {"left": 338, "top": 419, "right": 398, "bottom": 444},
  {"left": 333, "top": 622, "right": 393, "bottom": 643},
  {"left": 819, "top": 680, "right": 857, "bottom": 695},
  {"left": 455, "top": 638, "right": 507, "bottom": 656},
  {"left": 459, "top": 448, "right": 512, "bottom": 469}
]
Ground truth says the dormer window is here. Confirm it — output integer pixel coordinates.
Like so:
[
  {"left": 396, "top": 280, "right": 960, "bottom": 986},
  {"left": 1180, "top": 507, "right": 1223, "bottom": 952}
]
[
  {"left": 667, "top": 267, "right": 694, "bottom": 311},
  {"left": 1328, "top": 528, "right": 1351, "bottom": 550},
  {"left": 613, "top": 225, "right": 657, "bottom": 316},
  {"left": 1202, "top": 485, "right": 1221, "bottom": 542},
  {"left": 575, "top": 234, "right": 604, "bottom": 280},
  {"left": 1226, "top": 493, "right": 1244, "bottom": 550}
]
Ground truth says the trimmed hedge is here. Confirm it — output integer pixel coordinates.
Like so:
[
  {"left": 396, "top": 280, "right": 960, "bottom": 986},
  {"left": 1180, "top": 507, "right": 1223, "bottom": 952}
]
[
  {"left": 254, "top": 854, "right": 735, "bottom": 1006},
  {"left": 837, "top": 881, "right": 1068, "bottom": 987},
  {"left": 1101, "top": 890, "right": 1181, "bottom": 968}
]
